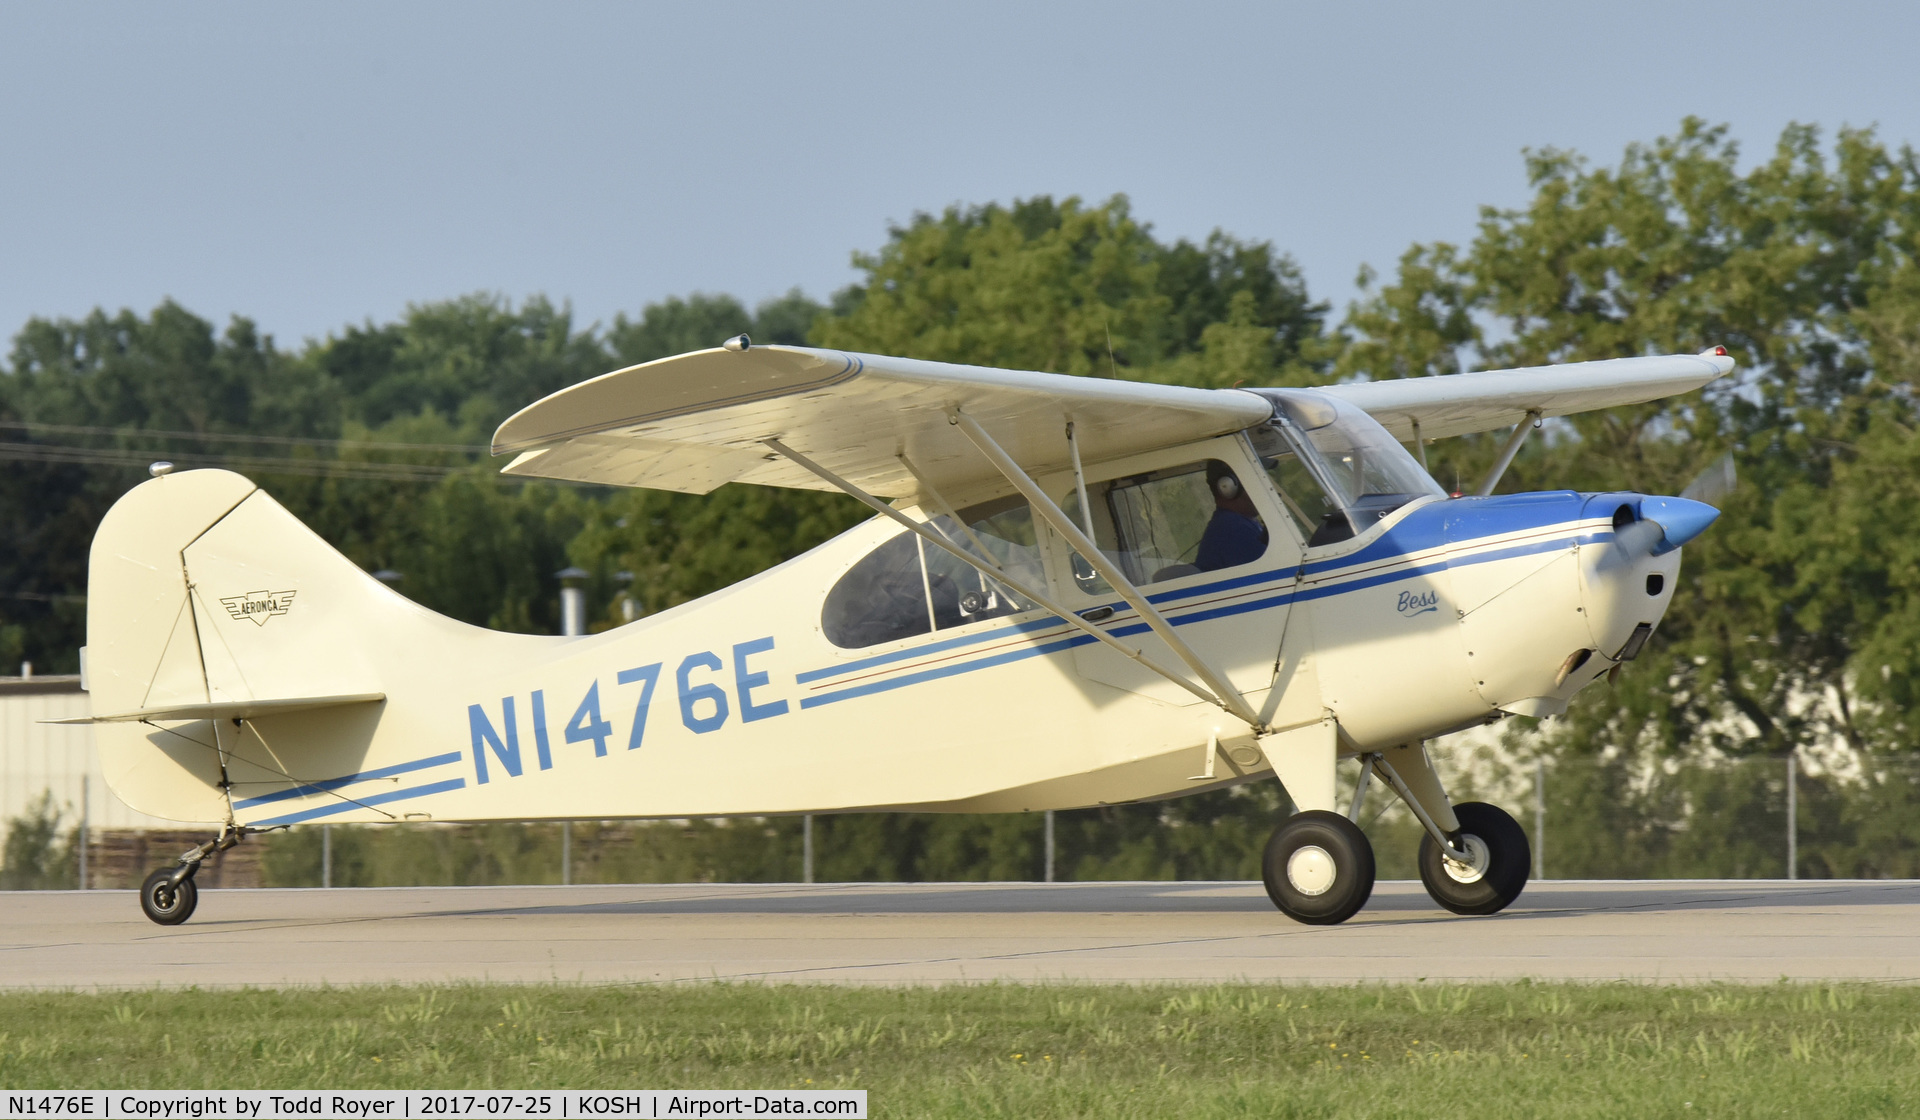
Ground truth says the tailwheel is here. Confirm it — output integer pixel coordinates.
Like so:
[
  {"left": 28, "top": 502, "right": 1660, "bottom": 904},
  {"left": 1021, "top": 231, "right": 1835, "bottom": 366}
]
[
  {"left": 1419, "top": 801, "right": 1530, "bottom": 916},
  {"left": 140, "top": 866, "right": 199, "bottom": 925},
  {"left": 1262, "top": 810, "right": 1375, "bottom": 925}
]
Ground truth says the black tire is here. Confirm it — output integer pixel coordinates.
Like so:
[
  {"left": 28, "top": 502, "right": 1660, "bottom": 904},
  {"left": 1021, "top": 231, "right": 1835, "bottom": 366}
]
[
  {"left": 1261, "top": 810, "right": 1376, "bottom": 925},
  {"left": 1418, "top": 801, "right": 1530, "bottom": 916},
  {"left": 140, "top": 867, "right": 199, "bottom": 926}
]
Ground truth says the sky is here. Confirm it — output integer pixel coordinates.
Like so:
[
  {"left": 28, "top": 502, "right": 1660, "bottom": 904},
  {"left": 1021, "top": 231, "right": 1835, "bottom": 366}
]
[{"left": 2, "top": 1, "right": 1917, "bottom": 352}]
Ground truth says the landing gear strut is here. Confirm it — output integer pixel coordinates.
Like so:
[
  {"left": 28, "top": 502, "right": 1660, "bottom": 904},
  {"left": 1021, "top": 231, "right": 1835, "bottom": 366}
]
[{"left": 138, "top": 826, "right": 246, "bottom": 926}]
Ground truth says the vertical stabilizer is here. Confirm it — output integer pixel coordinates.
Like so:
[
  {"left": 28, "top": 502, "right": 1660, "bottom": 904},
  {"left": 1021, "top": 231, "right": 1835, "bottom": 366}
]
[
  {"left": 87, "top": 470, "right": 257, "bottom": 822},
  {"left": 88, "top": 470, "right": 257, "bottom": 715}
]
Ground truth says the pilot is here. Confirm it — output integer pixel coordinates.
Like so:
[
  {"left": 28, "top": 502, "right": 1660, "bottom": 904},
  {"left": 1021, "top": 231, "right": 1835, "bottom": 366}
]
[{"left": 1195, "top": 460, "right": 1268, "bottom": 571}]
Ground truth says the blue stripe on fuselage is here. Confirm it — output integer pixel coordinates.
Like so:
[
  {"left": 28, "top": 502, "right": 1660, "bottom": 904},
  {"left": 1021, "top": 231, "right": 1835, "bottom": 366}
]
[
  {"left": 794, "top": 492, "right": 1618, "bottom": 707},
  {"left": 246, "top": 777, "right": 468, "bottom": 827},
  {"left": 232, "top": 751, "right": 465, "bottom": 808}
]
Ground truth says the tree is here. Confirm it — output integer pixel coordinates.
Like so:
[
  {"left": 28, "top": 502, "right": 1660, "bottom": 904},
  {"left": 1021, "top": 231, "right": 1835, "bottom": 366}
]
[
  {"left": 313, "top": 293, "right": 606, "bottom": 435},
  {"left": 606, "top": 289, "right": 824, "bottom": 368},
  {"left": 814, "top": 194, "right": 1327, "bottom": 386},
  {"left": 0, "top": 302, "right": 331, "bottom": 670},
  {"left": 1345, "top": 119, "right": 1920, "bottom": 875}
]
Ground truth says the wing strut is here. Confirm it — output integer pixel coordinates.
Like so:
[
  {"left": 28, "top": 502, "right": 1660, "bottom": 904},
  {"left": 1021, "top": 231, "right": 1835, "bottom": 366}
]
[
  {"left": 947, "top": 409, "right": 1266, "bottom": 730},
  {"left": 894, "top": 453, "right": 1002, "bottom": 564},
  {"left": 1475, "top": 410, "right": 1541, "bottom": 496},
  {"left": 762, "top": 439, "right": 1236, "bottom": 715},
  {"left": 1066, "top": 420, "right": 1096, "bottom": 538}
]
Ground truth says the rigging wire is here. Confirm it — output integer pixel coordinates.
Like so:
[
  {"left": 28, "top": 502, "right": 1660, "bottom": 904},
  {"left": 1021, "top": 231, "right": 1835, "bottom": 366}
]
[{"left": 0, "top": 419, "right": 489, "bottom": 454}]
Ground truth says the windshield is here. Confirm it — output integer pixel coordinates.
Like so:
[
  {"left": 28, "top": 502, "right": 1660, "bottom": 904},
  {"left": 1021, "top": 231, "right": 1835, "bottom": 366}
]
[{"left": 1250, "top": 389, "right": 1445, "bottom": 539}]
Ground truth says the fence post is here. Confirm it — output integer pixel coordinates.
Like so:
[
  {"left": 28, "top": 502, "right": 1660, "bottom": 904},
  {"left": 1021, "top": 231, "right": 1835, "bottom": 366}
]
[
  {"left": 562, "top": 821, "right": 572, "bottom": 885},
  {"left": 1044, "top": 810, "right": 1056, "bottom": 883},
  {"left": 78, "top": 774, "right": 89, "bottom": 891},
  {"left": 1533, "top": 758, "right": 1545, "bottom": 881},
  {"left": 802, "top": 814, "right": 814, "bottom": 884},
  {"left": 321, "top": 825, "right": 332, "bottom": 888},
  {"left": 1786, "top": 752, "right": 1798, "bottom": 881}
]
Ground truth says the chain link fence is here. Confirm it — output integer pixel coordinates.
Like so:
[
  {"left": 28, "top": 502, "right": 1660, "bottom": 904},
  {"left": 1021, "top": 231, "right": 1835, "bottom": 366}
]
[{"left": 9, "top": 751, "right": 1920, "bottom": 888}]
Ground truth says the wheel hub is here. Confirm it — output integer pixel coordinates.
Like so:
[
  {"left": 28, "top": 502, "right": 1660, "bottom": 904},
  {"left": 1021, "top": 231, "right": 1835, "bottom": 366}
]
[
  {"left": 1287, "top": 844, "right": 1337, "bottom": 896},
  {"left": 1441, "top": 833, "right": 1491, "bottom": 884}
]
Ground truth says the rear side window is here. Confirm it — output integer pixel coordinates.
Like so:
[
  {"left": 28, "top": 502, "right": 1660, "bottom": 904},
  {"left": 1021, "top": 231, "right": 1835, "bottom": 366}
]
[
  {"left": 821, "top": 498, "right": 1042, "bottom": 649},
  {"left": 821, "top": 532, "right": 932, "bottom": 649}
]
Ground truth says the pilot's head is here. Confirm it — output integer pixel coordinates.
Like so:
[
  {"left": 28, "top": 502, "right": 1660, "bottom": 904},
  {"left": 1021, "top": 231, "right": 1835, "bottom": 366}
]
[{"left": 1206, "top": 460, "right": 1258, "bottom": 516}]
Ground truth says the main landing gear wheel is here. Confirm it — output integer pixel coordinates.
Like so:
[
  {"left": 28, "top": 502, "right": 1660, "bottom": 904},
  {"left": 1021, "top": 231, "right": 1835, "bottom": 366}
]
[
  {"left": 1262, "top": 810, "right": 1376, "bottom": 925},
  {"left": 140, "top": 867, "right": 199, "bottom": 925},
  {"left": 1419, "top": 801, "right": 1530, "bottom": 916}
]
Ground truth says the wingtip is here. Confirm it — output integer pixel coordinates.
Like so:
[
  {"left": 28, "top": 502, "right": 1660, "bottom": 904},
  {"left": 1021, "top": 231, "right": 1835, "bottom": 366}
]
[{"left": 1698, "top": 345, "right": 1737, "bottom": 377}]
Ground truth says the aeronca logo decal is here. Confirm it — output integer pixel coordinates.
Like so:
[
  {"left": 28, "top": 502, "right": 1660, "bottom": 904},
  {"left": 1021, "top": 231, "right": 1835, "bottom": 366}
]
[{"left": 221, "top": 590, "right": 297, "bottom": 626}]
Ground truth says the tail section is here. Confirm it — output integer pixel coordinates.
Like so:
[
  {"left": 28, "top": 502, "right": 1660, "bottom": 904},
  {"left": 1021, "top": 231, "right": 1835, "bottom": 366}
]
[{"left": 86, "top": 469, "right": 553, "bottom": 824}]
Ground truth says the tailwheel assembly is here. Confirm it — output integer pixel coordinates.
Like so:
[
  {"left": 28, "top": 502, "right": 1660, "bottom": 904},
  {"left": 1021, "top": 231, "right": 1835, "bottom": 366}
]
[
  {"left": 1418, "top": 800, "right": 1530, "bottom": 915},
  {"left": 139, "top": 866, "right": 199, "bottom": 925},
  {"left": 137, "top": 825, "right": 248, "bottom": 926},
  {"left": 1262, "top": 809, "right": 1376, "bottom": 925}
]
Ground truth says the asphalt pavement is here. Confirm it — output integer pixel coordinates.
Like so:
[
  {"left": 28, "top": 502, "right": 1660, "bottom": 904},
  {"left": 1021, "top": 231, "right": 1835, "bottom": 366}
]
[{"left": 5, "top": 879, "right": 1918, "bottom": 988}]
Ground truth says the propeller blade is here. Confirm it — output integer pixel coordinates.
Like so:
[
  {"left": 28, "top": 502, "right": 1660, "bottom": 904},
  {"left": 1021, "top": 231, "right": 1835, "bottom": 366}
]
[
  {"left": 1679, "top": 451, "right": 1737, "bottom": 506},
  {"left": 1607, "top": 496, "right": 1722, "bottom": 564},
  {"left": 1607, "top": 517, "right": 1665, "bottom": 565}
]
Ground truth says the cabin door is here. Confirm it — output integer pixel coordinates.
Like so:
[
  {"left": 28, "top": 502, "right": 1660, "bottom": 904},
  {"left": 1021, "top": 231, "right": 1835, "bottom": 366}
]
[{"left": 1054, "top": 439, "right": 1306, "bottom": 709}]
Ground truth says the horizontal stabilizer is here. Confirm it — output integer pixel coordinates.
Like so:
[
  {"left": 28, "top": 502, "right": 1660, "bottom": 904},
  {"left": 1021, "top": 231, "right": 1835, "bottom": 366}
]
[{"left": 43, "top": 692, "right": 386, "bottom": 725}]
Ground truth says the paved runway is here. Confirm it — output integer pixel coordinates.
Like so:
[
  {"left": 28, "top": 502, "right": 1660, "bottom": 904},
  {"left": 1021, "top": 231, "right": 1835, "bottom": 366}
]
[{"left": 6, "top": 880, "right": 1919, "bottom": 988}]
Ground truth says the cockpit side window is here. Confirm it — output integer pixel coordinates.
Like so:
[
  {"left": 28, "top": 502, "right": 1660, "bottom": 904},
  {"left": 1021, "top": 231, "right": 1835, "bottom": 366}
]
[
  {"left": 821, "top": 497, "right": 1043, "bottom": 649},
  {"left": 1063, "top": 458, "right": 1273, "bottom": 594},
  {"left": 1251, "top": 389, "right": 1446, "bottom": 545},
  {"left": 1249, "top": 427, "right": 1355, "bottom": 546}
]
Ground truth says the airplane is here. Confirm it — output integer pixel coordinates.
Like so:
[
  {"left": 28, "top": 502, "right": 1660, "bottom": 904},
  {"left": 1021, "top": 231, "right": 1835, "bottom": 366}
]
[{"left": 63, "top": 337, "right": 1732, "bottom": 926}]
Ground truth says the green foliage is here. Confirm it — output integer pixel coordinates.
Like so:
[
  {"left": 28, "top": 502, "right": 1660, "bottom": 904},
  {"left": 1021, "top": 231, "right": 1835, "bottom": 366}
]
[
  {"left": 314, "top": 294, "right": 606, "bottom": 433},
  {"left": 567, "top": 484, "right": 865, "bottom": 626},
  {"left": 0, "top": 792, "right": 76, "bottom": 890},
  {"left": 1345, "top": 119, "right": 1920, "bottom": 800},
  {"left": 814, "top": 195, "right": 1328, "bottom": 386},
  {"left": 5, "top": 982, "right": 1920, "bottom": 1117},
  {"left": 260, "top": 819, "right": 810, "bottom": 888},
  {"left": 0, "top": 303, "right": 326, "bottom": 671},
  {"left": 607, "top": 289, "right": 823, "bottom": 367}
]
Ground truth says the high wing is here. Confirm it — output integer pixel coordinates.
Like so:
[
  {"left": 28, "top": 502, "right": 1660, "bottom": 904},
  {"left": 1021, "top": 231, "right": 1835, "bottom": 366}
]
[
  {"left": 492, "top": 345, "right": 1736, "bottom": 495},
  {"left": 1320, "top": 351, "right": 1736, "bottom": 442},
  {"left": 492, "top": 346, "right": 1273, "bottom": 500}
]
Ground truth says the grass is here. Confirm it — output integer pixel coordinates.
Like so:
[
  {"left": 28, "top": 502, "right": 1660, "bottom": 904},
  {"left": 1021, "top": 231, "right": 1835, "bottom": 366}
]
[{"left": 2, "top": 982, "right": 1918, "bottom": 1116}]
